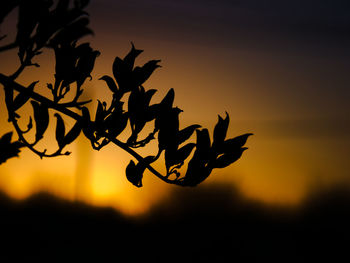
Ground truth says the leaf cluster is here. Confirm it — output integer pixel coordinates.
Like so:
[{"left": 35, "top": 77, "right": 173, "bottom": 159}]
[{"left": 0, "top": 0, "right": 252, "bottom": 188}]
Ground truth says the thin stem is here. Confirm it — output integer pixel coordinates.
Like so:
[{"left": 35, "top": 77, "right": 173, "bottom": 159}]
[{"left": 0, "top": 73, "right": 182, "bottom": 186}]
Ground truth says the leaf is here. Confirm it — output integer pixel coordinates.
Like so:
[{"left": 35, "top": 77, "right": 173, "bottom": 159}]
[
  {"left": 105, "top": 112, "right": 128, "bottom": 138},
  {"left": 112, "top": 56, "right": 130, "bottom": 91},
  {"left": 219, "top": 133, "right": 253, "bottom": 154},
  {"left": 13, "top": 81, "right": 38, "bottom": 111},
  {"left": 54, "top": 113, "right": 66, "bottom": 149},
  {"left": 213, "top": 112, "right": 229, "bottom": 148},
  {"left": 63, "top": 121, "right": 82, "bottom": 145},
  {"left": 128, "top": 88, "right": 142, "bottom": 116},
  {"left": 133, "top": 60, "right": 161, "bottom": 86},
  {"left": 213, "top": 148, "right": 248, "bottom": 169},
  {"left": 123, "top": 42, "right": 143, "bottom": 71},
  {"left": 99, "top": 75, "right": 118, "bottom": 93},
  {"left": 0, "top": 132, "right": 24, "bottom": 165},
  {"left": 183, "top": 157, "right": 212, "bottom": 187},
  {"left": 193, "top": 129, "right": 211, "bottom": 162},
  {"left": 76, "top": 46, "right": 100, "bottom": 87},
  {"left": 144, "top": 89, "right": 157, "bottom": 106},
  {"left": 165, "top": 143, "right": 195, "bottom": 171},
  {"left": 177, "top": 124, "right": 201, "bottom": 145},
  {"left": 160, "top": 88, "right": 175, "bottom": 109},
  {"left": 95, "top": 100, "right": 105, "bottom": 126},
  {"left": 157, "top": 107, "right": 182, "bottom": 151},
  {"left": 81, "top": 106, "right": 91, "bottom": 122},
  {"left": 125, "top": 160, "right": 143, "bottom": 188},
  {"left": 128, "top": 88, "right": 144, "bottom": 134},
  {"left": 145, "top": 104, "right": 160, "bottom": 122},
  {"left": 176, "top": 143, "right": 196, "bottom": 163},
  {"left": 164, "top": 148, "right": 177, "bottom": 171},
  {"left": 0, "top": 132, "right": 12, "bottom": 145},
  {"left": 31, "top": 101, "right": 49, "bottom": 142}
]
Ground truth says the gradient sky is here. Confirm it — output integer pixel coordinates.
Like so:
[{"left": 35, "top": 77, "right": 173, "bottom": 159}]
[{"left": 0, "top": 0, "right": 349, "bottom": 215}]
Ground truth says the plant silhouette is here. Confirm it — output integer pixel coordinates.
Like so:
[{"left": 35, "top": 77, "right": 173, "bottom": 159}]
[{"left": 0, "top": 0, "right": 252, "bottom": 187}]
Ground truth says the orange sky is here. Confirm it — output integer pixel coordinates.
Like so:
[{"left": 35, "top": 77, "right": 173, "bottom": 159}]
[{"left": 0, "top": 1, "right": 349, "bottom": 215}]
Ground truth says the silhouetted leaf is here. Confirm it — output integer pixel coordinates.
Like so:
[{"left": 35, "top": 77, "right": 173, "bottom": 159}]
[
  {"left": 63, "top": 121, "right": 82, "bottom": 146},
  {"left": 54, "top": 44, "right": 77, "bottom": 89},
  {"left": 112, "top": 56, "right": 130, "bottom": 91},
  {"left": 213, "top": 148, "right": 248, "bottom": 169},
  {"left": 146, "top": 104, "right": 160, "bottom": 122},
  {"left": 178, "top": 143, "right": 196, "bottom": 160},
  {"left": 219, "top": 133, "right": 253, "bottom": 154},
  {"left": 128, "top": 88, "right": 144, "bottom": 136},
  {"left": 31, "top": 101, "right": 49, "bottom": 142},
  {"left": 144, "top": 89, "right": 157, "bottom": 106},
  {"left": 81, "top": 107, "right": 91, "bottom": 122},
  {"left": 99, "top": 75, "right": 118, "bottom": 93},
  {"left": 0, "top": 132, "right": 23, "bottom": 165},
  {"left": 157, "top": 107, "right": 182, "bottom": 151},
  {"left": 193, "top": 129, "right": 211, "bottom": 162},
  {"left": 105, "top": 111, "right": 128, "bottom": 138},
  {"left": 166, "top": 143, "right": 196, "bottom": 170},
  {"left": 177, "top": 124, "right": 201, "bottom": 145},
  {"left": 54, "top": 113, "right": 65, "bottom": 149},
  {"left": 74, "top": 44, "right": 100, "bottom": 87},
  {"left": 213, "top": 112, "right": 229, "bottom": 149},
  {"left": 123, "top": 42, "right": 143, "bottom": 71},
  {"left": 184, "top": 155, "right": 212, "bottom": 187},
  {"left": 125, "top": 160, "right": 143, "bottom": 188},
  {"left": 95, "top": 100, "right": 105, "bottom": 126},
  {"left": 13, "top": 81, "right": 38, "bottom": 111},
  {"left": 133, "top": 60, "right": 161, "bottom": 86},
  {"left": 0, "top": 132, "right": 12, "bottom": 145},
  {"left": 160, "top": 89, "right": 174, "bottom": 109}
]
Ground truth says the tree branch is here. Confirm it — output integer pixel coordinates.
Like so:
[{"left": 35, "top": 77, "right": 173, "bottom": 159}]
[{"left": 0, "top": 73, "right": 182, "bottom": 186}]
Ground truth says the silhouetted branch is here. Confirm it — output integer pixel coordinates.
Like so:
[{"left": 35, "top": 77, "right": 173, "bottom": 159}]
[
  {"left": 0, "top": 0, "right": 252, "bottom": 188},
  {"left": 0, "top": 73, "right": 183, "bottom": 185}
]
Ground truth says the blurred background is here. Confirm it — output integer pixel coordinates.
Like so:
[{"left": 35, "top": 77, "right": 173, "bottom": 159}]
[{"left": 0, "top": 1, "right": 349, "bottom": 261}]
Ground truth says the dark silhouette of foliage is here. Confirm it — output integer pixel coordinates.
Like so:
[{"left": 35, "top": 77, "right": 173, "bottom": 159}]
[
  {"left": 0, "top": 0, "right": 252, "bottom": 187},
  {"left": 0, "top": 132, "right": 24, "bottom": 165}
]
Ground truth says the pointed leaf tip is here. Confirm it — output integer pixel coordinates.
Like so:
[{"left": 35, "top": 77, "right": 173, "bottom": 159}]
[
  {"left": 213, "top": 112, "right": 230, "bottom": 148},
  {"left": 161, "top": 88, "right": 175, "bottom": 108}
]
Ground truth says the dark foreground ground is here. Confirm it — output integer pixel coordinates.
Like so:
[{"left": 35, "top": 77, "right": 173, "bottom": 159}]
[{"left": 0, "top": 184, "right": 349, "bottom": 262}]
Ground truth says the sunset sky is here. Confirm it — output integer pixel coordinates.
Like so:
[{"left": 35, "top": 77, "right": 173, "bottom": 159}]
[{"left": 0, "top": 0, "right": 349, "bottom": 215}]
